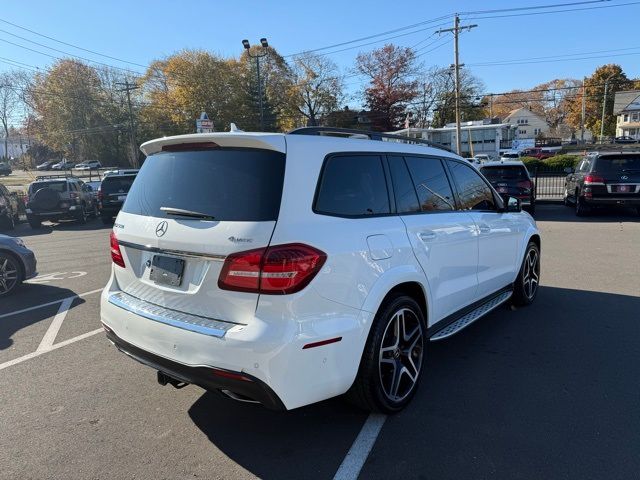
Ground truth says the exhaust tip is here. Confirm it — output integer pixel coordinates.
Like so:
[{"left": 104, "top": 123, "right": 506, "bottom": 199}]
[{"left": 220, "top": 389, "right": 260, "bottom": 404}]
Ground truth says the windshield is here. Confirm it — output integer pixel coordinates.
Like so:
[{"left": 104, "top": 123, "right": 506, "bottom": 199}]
[
  {"left": 480, "top": 166, "right": 528, "bottom": 181},
  {"left": 101, "top": 176, "right": 136, "bottom": 194},
  {"left": 501, "top": 153, "right": 519, "bottom": 159},
  {"left": 595, "top": 155, "right": 640, "bottom": 173},
  {"left": 29, "top": 181, "right": 67, "bottom": 193},
  {"left": 122, "top": 148, "right": 285, "bottom": 221}
]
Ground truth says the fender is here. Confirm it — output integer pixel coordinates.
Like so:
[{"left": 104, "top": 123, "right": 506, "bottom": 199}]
[
  {"left": 360, "top": 264, "right": 432, "bottom": 323},
  {"left": 513, "top": 223, "right": 541, "bottom": 282}
]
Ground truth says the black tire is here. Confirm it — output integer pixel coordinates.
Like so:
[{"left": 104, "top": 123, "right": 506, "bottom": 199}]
[
  {"left": 76, "top": 205, "right": 87, "bottom": 224},
  {"left": 0, "top": 214, "right": 14, "bottom": 231},
  {"left": 27, "top": 217, "right": 41, "bottom": 229},
  {"left": 100, "top": 215, "right": 113, "bottom": 225},
  {"left": 512, "top": 241, "right": 540, "bottom": 307},
  {"left": 575, "top": 191, "right": 589, "bottom": 216},
  {"left": 345, "top": 295, "right": 426, "bottom": 413},
  {"left": 0, "top": 251, "right": 23, "bottom": 296}
]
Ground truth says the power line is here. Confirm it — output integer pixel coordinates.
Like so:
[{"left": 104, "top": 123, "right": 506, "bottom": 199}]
[{"left": 463, "top": 0, "right": 640, "bottom": 20}]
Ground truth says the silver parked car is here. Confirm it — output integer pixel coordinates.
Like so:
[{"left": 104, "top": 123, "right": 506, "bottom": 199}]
[{"left": 0, "top": 235, "right": 37, "bottom": 296}]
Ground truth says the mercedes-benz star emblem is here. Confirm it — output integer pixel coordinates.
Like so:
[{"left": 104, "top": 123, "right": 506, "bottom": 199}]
[{"left": 155, "top": 221, "right": 168, "bottom": 237}]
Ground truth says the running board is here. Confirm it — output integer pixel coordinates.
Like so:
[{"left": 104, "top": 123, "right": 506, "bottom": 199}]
[{"left": 430, "top": 290, "right": 513, "bottom": 341}]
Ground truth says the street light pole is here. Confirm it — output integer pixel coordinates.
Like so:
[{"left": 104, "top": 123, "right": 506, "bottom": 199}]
[
  {"left": 242, "top": 38, "right": 269, "bottom": 131},
  {"left": 600, "top": 74, "right": 615, "bottom": 142}
]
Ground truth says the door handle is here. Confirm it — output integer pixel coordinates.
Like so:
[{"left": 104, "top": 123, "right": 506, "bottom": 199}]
[{"left": 419, "top": 231, "right": 437, "bottom": 242}]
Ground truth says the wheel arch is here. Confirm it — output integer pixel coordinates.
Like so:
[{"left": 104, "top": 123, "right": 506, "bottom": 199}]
[{"left": 0, "top": 248, "right": 25, "bottom": 281}]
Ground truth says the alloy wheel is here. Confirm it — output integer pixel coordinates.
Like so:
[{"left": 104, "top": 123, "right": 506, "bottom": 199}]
[
  {"left": 378, "top": 308, "right": 424, "bottom": 403},
  {"left": 522, "top": 248, "right": 540, "bottom": 300},
  {"left": 0, "top": 255, "right": 19, "bottom": 295}
]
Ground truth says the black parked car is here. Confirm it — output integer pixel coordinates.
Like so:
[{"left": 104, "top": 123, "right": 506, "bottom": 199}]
[
  {"left": 97, "top": 170, "right": 138, "bottom": 224},
  {"left": 564, "top": 152, "right": 640, "bottom": 216},
  {"left": 0, "top": 183, "right": 20, "bottom": 230},
  {"left": 0, "top": 162, "right": 11, "bottom": 176},
  {"left": 480, "top": 161, "right": 536, "bottom": 214}
]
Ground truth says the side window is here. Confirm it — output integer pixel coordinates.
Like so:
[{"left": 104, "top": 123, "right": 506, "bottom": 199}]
[
  {"left": 314, "top": 155, "right": 390, "bottom": 217},
  {"left": 404, "top": 156, "right": 456, "bottom": 212},
  {"left": 448, "top": 161, "right": 496, "bottom": 211},
  {"left": 580, "top": 159, "right": 592, "bottom": 172},
  {"left": 388, "top": 156, "right": 420, "bottom": 213}
]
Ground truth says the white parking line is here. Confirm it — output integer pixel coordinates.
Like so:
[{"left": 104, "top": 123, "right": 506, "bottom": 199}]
[
  {"left": 0, "top": 328, "right": 103, "bottom": 371},
  {"left": 36, "top": 297, "right": 74, "bottom": 352},
  {"left": 0, "top": 287, "right": 103, "bottom": 319},
  {"left": 333, "top": 413, "right": 387, "bottom": 480}
]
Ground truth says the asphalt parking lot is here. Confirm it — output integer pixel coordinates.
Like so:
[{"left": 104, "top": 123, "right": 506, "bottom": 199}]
[{"left": 1, "top": 205, "right": 639, "bottom": 480}]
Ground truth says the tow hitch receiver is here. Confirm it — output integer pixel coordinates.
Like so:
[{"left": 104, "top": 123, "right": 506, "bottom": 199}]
[{"left": 157, "top": 371, "right": 189, "bottom": 389}]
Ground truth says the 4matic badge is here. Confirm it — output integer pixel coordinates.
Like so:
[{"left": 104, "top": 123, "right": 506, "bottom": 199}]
[{"left": 228, "top": 236, "right": 252, "bottom": 244}]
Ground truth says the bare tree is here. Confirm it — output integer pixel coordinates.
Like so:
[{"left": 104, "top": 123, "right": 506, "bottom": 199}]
[{"left": 0, "top": 72, "right": 21, "bottom": 159}]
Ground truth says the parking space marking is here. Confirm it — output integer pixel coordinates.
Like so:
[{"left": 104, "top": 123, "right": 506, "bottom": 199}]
[
  {"left": 333, "top": 413, "right": 387, "bottom": 480},
  {"left": 27, "top": 271, "right": 88, "bottom": 284},
  {"left": 36, "top": 297, "right": 74, "bottom": 352},
  {"left": 0, "top": 328, "right": 103, "bottom": 371},
  {"left": 0, "top": 287, "right": 103, "bottom": 319}
]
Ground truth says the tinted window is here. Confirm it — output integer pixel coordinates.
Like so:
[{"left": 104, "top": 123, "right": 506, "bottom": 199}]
[
  {"left": 388, "top": 156, "right": 420, "bottom": 213},
  {"left": 480, "top": 166, "right": 529, "bottom": 182},
  {"left": 315, "top": 155, "right": 390, "bottom": 216},
  {"left": 404, "top": 156, "right": 456, "bottom": 212},
  {"left": 101, "top": 176, "right": 136, "bottom": 194},
  {"left": 30, "top": 181, "right": 67, "bottom": 194},
  {"left": 595, "top": 155, "right": 640, "bottom": 174},
  {"left": 448, "top": 161, "right": 496, "bottom": 211},
  {"left": 123, "top": 148, "right": 285, "bottom": 221}
]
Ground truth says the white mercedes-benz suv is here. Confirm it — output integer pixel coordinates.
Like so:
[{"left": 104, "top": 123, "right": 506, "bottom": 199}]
[{"left": 100, "top": 128, "right": 540, "bottom": 413}]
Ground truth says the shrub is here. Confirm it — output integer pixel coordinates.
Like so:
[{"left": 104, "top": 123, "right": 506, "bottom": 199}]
[
  {"left": 543, "top": 154, "right": 581, "bottom": 169},
  {"left": 521, "top": 156, "right": 543, "bottom": 170}
]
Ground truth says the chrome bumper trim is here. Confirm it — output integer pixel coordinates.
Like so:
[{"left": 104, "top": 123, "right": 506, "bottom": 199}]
[
  {"left": 108, "top": 291, "right": 242, "bottom": 338},
  {"left": 117, "top": 240, "right": 226, "bottom": 261}
]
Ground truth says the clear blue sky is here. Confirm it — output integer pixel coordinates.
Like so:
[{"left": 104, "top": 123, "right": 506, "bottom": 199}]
[{"left": 1, "top": 0, "right": 639, "bottom": 105}]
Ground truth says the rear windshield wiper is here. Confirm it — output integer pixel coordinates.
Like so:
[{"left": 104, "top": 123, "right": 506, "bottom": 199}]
[{"left": 160, "top": 206, "right": 215, "bottom": 220}]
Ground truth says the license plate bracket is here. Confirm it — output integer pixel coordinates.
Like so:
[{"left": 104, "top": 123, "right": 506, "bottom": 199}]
[{"left": 150, "top": 255, "right": 184, "bottom": 287}]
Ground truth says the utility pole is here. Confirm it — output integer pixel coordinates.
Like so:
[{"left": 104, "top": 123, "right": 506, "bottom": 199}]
[
  {"left": 436, "top": 15, "right": 477, "bottom": 156},
  {"left": 600, "top": 74, "right": 615, "bottom": 143},
  {"left": 580, "top": 77, "right": 586, "bottom": 144},
  {"left": 116, "top": 80, "right": 140, "bottom": 168}
]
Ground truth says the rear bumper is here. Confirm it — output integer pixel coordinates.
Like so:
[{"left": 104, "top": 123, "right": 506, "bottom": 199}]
[
  {"left": 585, "top": 197, "right": 640, "bottom": 206},
  {"left": 105, "top": 328, "right": 286, "bottom": 410}
]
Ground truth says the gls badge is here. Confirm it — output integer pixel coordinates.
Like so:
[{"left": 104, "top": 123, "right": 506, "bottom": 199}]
[{"left": 228, "top": 236, "right": 252, "bottom": 244}]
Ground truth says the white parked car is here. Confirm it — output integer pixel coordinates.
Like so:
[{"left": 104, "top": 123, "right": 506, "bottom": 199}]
[
  {"left": 500, "top": 151, "right": 521, "bottom": 161},
  {"left": 74, "top": 160, "right": 102, "bottom": 170},
  {"left": 101, "top": 128, "right": 541, "bottom": 412}
]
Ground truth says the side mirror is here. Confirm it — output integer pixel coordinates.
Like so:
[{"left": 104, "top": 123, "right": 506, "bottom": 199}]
[
  {"left": 500, "top": 195, "right": 521, "bottom": 213},
  {"left": 564, "top": 167, "right": 573, "bottom": 174}
]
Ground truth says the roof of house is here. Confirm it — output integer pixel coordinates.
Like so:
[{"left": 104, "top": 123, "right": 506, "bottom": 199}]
[{"left": 613, "top": 90, "right": 640, "bottom": 114}]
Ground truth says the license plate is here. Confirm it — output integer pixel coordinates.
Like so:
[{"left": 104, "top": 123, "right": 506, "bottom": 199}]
[
  {"left": 617, "top": 185, "right": 630, "bottom": 193},
  {"left": 149, "top": 255, "right": 184, "bottom": 287},
  {"left": 118, "top": 195, "right": 127, "bottom": 201}
]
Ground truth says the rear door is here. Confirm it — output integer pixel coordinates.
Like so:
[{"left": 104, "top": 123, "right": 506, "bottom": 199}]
[
  {"left": 390, "top": 155, "right": 479, "bottom": 322},
  {"left": 113, "top": 145, "right": 286, "bottom": 325}
]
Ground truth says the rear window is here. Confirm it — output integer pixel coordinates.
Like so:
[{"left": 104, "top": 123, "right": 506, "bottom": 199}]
[
  {"left": 480, "top": 166, "right": 528, "bottom": 182},
  {"left": 595, "top": 155, "right": 640, "bottom": 173},
  {"left": 30, "top": 181, "right": 67, "bottom": 193},
  {"left": 101, "top": 176, "right": 136, "bottom": 194},
  {"left": 122, "top": 148, "right": 285, "bottom": 221},
  {"left": 314, "top": 154, "right": 390, "bottom": 217},
  {"left": 502, "top": 153, "right": 519, "bottom": 159}
]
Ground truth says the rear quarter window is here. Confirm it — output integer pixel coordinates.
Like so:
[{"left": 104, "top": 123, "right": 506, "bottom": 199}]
[{"left": 314, "top": 154, "right": 390, "bottom": 217}]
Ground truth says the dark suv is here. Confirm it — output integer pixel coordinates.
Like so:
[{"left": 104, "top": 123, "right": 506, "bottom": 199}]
[
  {"left": 0, "top": 183, "right": 19, "bottom": 230},
  {"left": 25, "top": 175, "right": 98, "bottom": 228},
  {"left": 564, "top": 152, "right": 640, "bottom": 216},
  {"left": 480, "top": 161, "right": 536, "bottom": 214},
  {"left": 97, "top": 170, "right": 138, "bottom": 224}
]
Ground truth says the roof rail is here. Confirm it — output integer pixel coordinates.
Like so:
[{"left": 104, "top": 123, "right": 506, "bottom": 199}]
[
  {"left": 287, "top": 127, "right": 454, "bottom": 153},
  {"left": 35, "top": 174, "right": 78, "bottom": 181}
]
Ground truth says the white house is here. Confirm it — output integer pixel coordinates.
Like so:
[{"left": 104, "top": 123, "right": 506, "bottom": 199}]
[
  {"left": 502, "top": 107, "right": 550, "bottom": 139},
  {"left": 392, "top": 120, "right": 517, "bottom": 157},
  {"left": 0, "top": 136, "right": 30, "bottom": 159},
  {"left": 614, "top": 90, "right": 640, "bottom": 140}
]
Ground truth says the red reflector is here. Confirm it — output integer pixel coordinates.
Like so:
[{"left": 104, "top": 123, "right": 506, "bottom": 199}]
[
  {"left": 516, "top": 180, "right": 532, "bottom": 189},
  {"left": 302, "top": 337, "right": 342, "bottom": 349},
  {"left": 110, "top": 231, "right": 125, "bottom": 268},
  {"left": 162, "top": 142, "right": 219, "bottom": 152},
  {"left": 218, "top": 243, "right": 327, "bottom": 295},
  {"left": 211, "top": 368, "right": 252, "bottom": 382}
]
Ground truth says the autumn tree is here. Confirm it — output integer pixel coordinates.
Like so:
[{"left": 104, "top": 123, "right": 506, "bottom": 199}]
[
  {"left": 285, "top": 52, "right": 343, "bottom": 126},
  {"left": 565, "top": 64, "right": 637, "bottom": 138},
  {"left": 356, "top": 44, "right": 420, "bottom": 131}
]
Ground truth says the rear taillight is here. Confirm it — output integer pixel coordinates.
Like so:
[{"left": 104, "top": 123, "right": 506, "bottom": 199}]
[
  {"left": 110, "top": 232, "right": 125, "bottom": 268},
  {"left": 517, "top": 180, "right": 532, "bottom": 191},
  {"left": 97, "top": 188, "right": 103, "bottom": 202},
  {"left": 218, "top": 243, "right": 327, "bottom": 295},
  {"left": 584, "top": 174, "right": 604, "bottom": 185}
]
